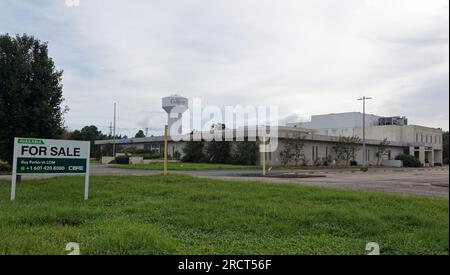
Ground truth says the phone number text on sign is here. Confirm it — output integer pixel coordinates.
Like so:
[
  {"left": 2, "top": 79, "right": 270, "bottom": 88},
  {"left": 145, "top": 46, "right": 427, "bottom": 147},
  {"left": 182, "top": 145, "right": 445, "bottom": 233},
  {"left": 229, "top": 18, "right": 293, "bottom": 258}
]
[{"left": 17, "top": 158, "right": 86, "bottom": 174}]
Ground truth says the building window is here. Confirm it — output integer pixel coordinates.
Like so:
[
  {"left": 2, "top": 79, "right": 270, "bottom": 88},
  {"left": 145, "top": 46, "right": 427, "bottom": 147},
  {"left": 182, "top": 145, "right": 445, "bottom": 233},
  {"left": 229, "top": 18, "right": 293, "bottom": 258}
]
[
  {"left": 312, "top": 146, "right": 319, "bottom": 161},
  {"left": 416, "top": 133, "right": 418, "bottom": 143},
  {"left": 421, "top": 134, "right": 423, "bottom": 142}
]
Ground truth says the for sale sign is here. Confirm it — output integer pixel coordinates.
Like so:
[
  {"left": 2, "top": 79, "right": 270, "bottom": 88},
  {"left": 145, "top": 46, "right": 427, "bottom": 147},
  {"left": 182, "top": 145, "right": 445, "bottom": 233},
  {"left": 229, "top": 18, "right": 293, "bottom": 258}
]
[{"left": 11, "top": 138, "right": 91, "bottom": 201}]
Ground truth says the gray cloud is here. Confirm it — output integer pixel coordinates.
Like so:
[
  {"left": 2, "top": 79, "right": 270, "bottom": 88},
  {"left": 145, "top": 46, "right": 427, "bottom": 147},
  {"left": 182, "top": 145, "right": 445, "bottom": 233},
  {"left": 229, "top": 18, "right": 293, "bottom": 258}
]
[{"left": 0, "top": 0, "right": 448, "bottom": 136}]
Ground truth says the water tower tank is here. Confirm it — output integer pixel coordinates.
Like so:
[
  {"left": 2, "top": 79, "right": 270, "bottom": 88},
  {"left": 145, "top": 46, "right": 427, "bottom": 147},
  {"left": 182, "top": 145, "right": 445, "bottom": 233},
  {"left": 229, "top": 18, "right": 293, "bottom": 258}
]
[{"left": 162, "top": 95, "right": 189, "bottom": 135}]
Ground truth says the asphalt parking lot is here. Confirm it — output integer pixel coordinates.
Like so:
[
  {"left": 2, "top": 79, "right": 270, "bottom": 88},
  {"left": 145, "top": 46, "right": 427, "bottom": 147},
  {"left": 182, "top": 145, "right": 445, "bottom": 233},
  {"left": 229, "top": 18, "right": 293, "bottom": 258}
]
[
  {"left": 220, "top": 168, "right": 449, "bottom": 199},
  {"left": 1, "top": 165, "right": 448, "bottom": 199}
]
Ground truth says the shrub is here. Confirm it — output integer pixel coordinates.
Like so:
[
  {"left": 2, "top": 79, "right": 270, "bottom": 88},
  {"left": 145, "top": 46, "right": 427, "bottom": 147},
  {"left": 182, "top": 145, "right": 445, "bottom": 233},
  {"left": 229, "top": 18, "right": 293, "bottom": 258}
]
[
  {"left": 131, "top": 149, "right": 148, "bottom": 155},
  {"left": 0, "top": 163, "right": 11, "bottom": 172},
  {"left": 117, "top": 148, "right": 151, "bottom": 155},
  {"left": 350, "top": 160, "right": 358, "bottom": 166},
  {"left": 233, "top": 141, "right": 257, "bottom": 165},
  {"left": 395, "top": 154, "right": 422, "bottom": 167},
  {"left": 206, "top": 141, "right": 232, "bottom": 164},
  {"left": 115, "top": 156, "right": 130, "bottom": 164},
  {"left": 182, "top": 141, "right": 205, "bottom": 162},
  {"left": 140, "top": 153, "right": 163, "bottom": 160},
  {"left": 444, "top": 158, "right": 449, "bottom": 165},
  {"left": 173, "top": 151, "right": 181, "bottom": 160}
]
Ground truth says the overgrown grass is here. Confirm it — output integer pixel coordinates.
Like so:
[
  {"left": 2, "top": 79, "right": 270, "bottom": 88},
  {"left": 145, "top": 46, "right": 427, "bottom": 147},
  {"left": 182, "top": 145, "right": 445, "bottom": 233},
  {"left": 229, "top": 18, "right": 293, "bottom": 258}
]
[
  {"left": 110, "top": 162, "right": 259, "bottom": 170},
  {"left": 0, "top": 174, "right": 448, "bottom": 255}
]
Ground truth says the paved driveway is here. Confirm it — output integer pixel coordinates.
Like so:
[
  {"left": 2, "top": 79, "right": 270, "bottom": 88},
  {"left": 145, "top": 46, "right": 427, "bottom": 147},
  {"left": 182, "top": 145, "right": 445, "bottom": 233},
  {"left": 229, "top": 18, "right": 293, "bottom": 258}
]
[
  {"left": 1, "top": 165, "right": 448, "bottom": 199},
  {"left": 213, "top": 169, "right": 449, "bottom": 199}
]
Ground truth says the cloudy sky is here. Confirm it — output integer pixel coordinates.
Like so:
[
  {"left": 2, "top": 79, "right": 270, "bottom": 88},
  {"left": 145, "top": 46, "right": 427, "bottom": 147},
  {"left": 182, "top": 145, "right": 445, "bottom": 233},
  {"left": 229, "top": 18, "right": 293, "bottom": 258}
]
[{"left": 1, "top": 0, "right": 448, "bottom": 136}]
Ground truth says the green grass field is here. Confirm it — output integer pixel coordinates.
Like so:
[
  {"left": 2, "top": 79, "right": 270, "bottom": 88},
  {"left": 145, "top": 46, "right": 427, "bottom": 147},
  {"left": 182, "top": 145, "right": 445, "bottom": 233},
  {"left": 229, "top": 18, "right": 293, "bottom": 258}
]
[
  {"left": 0, "top": 174, "right": 448, "bottom": 255},
  {"left": 89, "top": 158, "right": 100, "bottom": 164},
  {"left": 110, "top": 162, "right": 259, "bottom": 170}
]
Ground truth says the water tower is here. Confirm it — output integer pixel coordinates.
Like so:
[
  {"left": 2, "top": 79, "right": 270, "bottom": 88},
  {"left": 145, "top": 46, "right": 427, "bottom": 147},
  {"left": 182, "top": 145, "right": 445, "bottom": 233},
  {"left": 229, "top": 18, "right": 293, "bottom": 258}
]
[{"left": 162, "top": 95, "right": 189, "bottom": 135}]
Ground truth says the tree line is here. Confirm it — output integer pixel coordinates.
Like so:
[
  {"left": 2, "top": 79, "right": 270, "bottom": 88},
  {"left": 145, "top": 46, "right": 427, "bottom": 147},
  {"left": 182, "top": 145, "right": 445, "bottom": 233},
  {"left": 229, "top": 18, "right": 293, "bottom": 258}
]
[{"left": 182, "top": 139, "right": 258, "bottom": 165}]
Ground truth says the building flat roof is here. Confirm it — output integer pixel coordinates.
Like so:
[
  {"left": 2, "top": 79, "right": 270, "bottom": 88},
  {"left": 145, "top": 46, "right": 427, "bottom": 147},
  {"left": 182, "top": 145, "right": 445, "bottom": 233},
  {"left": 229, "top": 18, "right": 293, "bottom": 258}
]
[{"left": 95, "top": 126, "right": 408, "bottom": 147}]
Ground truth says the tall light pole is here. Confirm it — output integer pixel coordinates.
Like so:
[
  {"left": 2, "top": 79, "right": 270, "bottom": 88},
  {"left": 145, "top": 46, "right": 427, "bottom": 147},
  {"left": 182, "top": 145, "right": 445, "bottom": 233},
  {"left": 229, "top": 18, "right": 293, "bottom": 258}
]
[
  {"left": 112, "top": 102, "right": 116, "bottom": 158},
  {"left": 357, "top": 96, "right": 372, "bottom": 167}
]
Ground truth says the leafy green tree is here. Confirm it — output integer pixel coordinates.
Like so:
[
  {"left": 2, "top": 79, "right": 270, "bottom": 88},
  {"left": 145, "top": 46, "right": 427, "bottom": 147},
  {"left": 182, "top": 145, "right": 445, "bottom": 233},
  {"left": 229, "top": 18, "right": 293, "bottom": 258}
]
[
  {"left": 395, "top": 154, "right": 422, "bottom": 167},
  {"left": 135, "top": 130, "right": 145, "bottom": 138},
  {"left": 0, "top": 34, "right": 67, "bottom": 163},
  {"left": 182, "top": 141, "right": 205, "bottom": 162},
  {"left": 333, "top": 136, "right": 361, "bottom": 165},
  {"left": 280, "top": 136, "right": 306, "bottom": 166},
  {"left": 291, "top": 137, "right": 306, "bottom": 165},
  {"left": 233, "top": 140, "right": 258, "bottom": 165},
  {"left": 376, "top": 138, "right": 390, "bottom": 165},
  {"left": 71, "top": 125, "right": 105, "bottom": 141},
  {"left": 443, "top": 131, "right": 449, "bottom": 164},
  {"left": 279, "top": 142, "right": 294, "bottom": 166},
  {"left": 173, "top": 150, "right": 181, "bottom": 160},
  {"left": 206, "top": 140, "right": 232, "bottom": 163},
  {"left": 70, "top": 125, "right": 106, "bottom": 158}
]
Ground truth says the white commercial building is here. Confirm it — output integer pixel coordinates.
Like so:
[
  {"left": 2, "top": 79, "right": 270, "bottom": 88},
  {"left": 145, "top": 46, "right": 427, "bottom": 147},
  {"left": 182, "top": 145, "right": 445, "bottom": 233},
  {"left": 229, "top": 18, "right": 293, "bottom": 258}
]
[
  {"left": 95, "top": 112, "right": 443, "bottom": 167},
  {"left": 287, "top": 112, "right": 383, "bottom": 129},
  {"left": 288, "top": 112, "right": 443, "bottom": 166}
]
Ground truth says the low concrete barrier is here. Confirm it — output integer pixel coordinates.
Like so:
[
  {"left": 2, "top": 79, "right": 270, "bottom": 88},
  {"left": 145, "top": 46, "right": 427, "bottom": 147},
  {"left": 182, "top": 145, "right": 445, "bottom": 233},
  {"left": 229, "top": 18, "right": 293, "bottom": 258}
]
[
  {"left": 129, "top": 157, "right": 144, "bottom": 164},
  {"left": 101, "top": 156, "right": 115, "bottom": 165},
  {"left": 382, "top": 160, "right": 403, "bottom": 167},
  {"left": 143, "top": 159, "right": 181, "bottom": 164}
]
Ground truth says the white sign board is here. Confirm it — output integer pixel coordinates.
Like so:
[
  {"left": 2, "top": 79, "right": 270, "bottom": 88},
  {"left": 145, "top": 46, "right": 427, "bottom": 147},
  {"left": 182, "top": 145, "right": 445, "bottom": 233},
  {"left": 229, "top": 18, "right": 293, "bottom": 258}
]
[{"left": 11, "top": 138, "right": 91, "bottom": 201}]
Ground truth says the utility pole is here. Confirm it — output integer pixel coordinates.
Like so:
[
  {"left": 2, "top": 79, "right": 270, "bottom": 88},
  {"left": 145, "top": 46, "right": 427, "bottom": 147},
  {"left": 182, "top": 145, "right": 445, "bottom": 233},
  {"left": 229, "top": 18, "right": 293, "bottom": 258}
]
[
  {"left": 261, "top": 135, "right": 267, "bottom": 176},
  {"left": 145, "top": 127, "right": 149, "bottom": 137},
  {"left": 357, "top": 96, "right": 372, "bottom": 167},
  {"left": 163, "top": 125, "right": 168, "bottom": 176},
  {"left": 112, "top": 103, "right": 116, "bottom": 158}
]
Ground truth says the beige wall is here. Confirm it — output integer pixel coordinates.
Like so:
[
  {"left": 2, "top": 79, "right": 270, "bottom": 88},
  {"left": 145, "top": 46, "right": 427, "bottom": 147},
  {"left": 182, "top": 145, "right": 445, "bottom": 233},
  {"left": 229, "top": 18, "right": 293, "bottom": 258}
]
[
  {"left": 263, "top": 139, "right": 405, "bottom": 166},
  {"left": 316, "top": 125, "right": 442, "bottom": 147}
]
